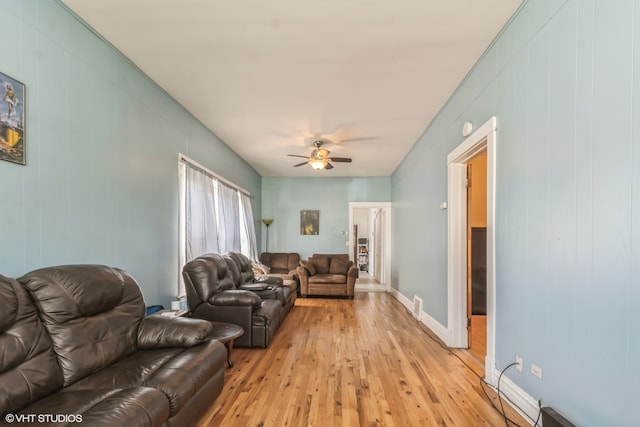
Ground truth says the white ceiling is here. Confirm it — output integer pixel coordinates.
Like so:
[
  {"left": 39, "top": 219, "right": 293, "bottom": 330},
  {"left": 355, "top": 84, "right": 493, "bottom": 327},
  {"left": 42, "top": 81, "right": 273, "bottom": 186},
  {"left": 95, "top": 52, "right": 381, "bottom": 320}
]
[{"left": 61, "top": 0, "right": 521, "bottom": 177}]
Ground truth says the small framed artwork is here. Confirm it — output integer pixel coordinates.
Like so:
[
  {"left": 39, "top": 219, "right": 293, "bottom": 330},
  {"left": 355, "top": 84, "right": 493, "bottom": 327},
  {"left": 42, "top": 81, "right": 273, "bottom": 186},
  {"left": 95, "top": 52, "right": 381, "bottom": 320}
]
[
  {"left": 0, "top": 71, "right": 25, "bottom": 165},
  {"left": 300, "top": 210, "right": 319, "bottom": 235}
]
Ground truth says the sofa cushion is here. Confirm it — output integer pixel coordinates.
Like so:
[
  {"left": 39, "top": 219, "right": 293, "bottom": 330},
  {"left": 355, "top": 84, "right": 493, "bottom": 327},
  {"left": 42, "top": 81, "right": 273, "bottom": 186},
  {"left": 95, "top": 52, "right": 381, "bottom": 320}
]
[
  {"left": 269, "top": 254, "right": 290, "bottom": 272},
  {"left": 308, "top": 274, "right": 348, "bottom": 285},
  {"left": 64, "top": 340, "right": 226, "bottom": 417},
  {"left": 309, "top": 255, "right": 329, "bottom": 274},
  {"left": 183, "top": 254, "right": 236, "bottom": 299},
  {"left": 260, "top": 253, "right": 301, "bottom": 274},
  {"left": 0, "top": 275, "right": 64, "bottom": 416},
  {"left": 225, "top": 252, "right": 255, "bottom": 284},
  {"left": 329, "top": 255, "right": 351, "bottom": 275},
  {"left": 16, "top": 387, "right": 170, "bottom": 427},
  {"left": 18, "top": 265, "right": 145, "bottom": 386},
  {"left": 144, "top": 341, "right": 226, "bottom": 415}
]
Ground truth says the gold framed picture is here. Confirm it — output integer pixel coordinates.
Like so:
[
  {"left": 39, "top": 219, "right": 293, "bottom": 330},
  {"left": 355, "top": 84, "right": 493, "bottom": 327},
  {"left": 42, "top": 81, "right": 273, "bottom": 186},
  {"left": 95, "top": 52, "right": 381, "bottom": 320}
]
[
  {"left": 300, "top": 210, "right": 319, "bottom": 235},
  {"left": 0, "top": 71, "right": 25, "bottom": 165}
]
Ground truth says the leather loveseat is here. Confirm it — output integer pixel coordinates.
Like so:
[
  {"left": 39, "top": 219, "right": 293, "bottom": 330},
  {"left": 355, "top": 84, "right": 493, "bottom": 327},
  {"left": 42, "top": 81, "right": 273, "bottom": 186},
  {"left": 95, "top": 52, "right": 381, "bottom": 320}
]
[
  {"left": 297, "top": 253, "right": 358, "bottom": 298},
  {"left": 0, "top": 265, "right": 226, "bottom": 427},
  {"left": 183, "top": 253, "right": 292, "bottom": 348}
]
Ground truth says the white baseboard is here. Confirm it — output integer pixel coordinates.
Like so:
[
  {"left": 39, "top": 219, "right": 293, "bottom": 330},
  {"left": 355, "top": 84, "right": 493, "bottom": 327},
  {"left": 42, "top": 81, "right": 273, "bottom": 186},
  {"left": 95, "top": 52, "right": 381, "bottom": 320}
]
[
  {"left": 389, "top": 288, "right": 450, "bottom": 345},
  {"left": 355, "top": 283, "right": 388, "bottom": 292},
  {"left": 488, "top": 369, "right": 540, "bottom": 425},
  {"left": 389, "top": 288, "right": 538, "bottom": 425}
]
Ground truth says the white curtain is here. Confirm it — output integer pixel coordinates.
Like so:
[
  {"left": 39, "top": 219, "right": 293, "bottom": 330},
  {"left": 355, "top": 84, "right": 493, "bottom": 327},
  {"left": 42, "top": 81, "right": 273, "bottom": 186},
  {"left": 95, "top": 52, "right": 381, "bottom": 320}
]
[
  {"left": 240, "top": 192, "right": 259, "bottom": 261},
  {"left": 184, "top": 164, "right": 219, "bottom": 261},
  {"left": 217, "top": 182, "right": 241, "bottom": 253},
  {"left": 180, "top": 155, "right": 259, "bottom": 280}
]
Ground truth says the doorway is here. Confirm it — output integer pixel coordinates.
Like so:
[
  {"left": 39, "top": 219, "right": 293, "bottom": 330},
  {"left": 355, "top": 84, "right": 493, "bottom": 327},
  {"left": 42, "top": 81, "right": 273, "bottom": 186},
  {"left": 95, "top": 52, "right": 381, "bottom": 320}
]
[
  {"left": 446, "top": 117, "right": 497, "bottom": 383},
  {"left": 349, "top": 202, "right": 392, "bottom": 292},
  {"left": 466, "top": 151, "right": 487, "bottom": 366}
]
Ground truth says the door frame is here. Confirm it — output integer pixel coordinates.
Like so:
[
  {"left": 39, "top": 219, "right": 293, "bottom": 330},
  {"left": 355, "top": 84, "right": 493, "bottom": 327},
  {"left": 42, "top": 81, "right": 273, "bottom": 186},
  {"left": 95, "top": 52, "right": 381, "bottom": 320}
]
[
  {"left": 447, "top": 117, "right": 496, "bottom": 382},
  {"left": 349, "top": 202, "right": 392, "bottom": 291}
]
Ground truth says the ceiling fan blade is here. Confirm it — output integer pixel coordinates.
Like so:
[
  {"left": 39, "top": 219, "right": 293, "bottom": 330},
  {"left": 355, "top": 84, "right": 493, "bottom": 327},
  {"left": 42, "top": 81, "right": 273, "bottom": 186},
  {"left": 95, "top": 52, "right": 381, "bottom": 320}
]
[
  {"left": 293, "top": 161, "right": 309, "bottom": 167},
  {"left": 324, "top": 163, "right": 334, "bottom": 170},
  {"left": 339, "top": 136, "right": 377, "bottom": 143},
  {"left": 287, "top": 154, "right": 309, "bottom": 159},
  {"left": 328, "top": 157, "right": 352, "bottom": 163}
]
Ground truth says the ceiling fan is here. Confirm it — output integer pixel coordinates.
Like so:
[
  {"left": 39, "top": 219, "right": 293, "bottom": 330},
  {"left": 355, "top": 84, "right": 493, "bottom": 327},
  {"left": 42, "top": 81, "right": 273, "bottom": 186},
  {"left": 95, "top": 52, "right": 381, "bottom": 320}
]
[{"left": 288, "top": 140, "right": 352, "bottom": 170}]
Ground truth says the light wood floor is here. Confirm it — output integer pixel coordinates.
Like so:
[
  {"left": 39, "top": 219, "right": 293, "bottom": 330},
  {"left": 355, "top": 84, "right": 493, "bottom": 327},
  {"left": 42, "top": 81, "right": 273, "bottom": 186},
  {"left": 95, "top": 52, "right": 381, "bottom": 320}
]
[
  {"left": 198, "top": 293, "right": 528, "bottom": 426},
  {"left": 469, "top": 315, "right": 487, "bottom": 367}
]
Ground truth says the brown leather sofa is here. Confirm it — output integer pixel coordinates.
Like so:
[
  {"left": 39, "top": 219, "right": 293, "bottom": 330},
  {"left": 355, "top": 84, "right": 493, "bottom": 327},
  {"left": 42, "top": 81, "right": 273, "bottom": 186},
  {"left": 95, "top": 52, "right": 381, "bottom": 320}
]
[
  {"left": 259, "top": 252, "right": 300, "bottom": 295},
  {"left": 297, "top": 253, "right": 358, "bottom": 298},
  {"left": 0, "top": 265, "right": 226, "bottom": 427},
  {"left": 183, "top": 252, "right": 292, "bottom": 348}
]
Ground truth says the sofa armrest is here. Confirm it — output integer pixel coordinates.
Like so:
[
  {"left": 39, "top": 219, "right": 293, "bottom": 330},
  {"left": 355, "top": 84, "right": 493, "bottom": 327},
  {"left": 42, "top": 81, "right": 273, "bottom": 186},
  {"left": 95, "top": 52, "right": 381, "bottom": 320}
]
[
  {"left": 297, "top": 263, "right": 315, "bottom": 276},
  {"left": 137, "top": 316, "right": 213, "bottom": 350},
  {"left": 210, "top": 289, "right": 262, "bottom": 307},
  {"left": 346, "top": 265, "right": 359, "bottom": 297},
  {"left": 296, "top": 266, "right": 310, "bottom": 297},
  {"left": 347, "top": 265, "right": 359, "bottom": 281},
  {"left": 240, "top": 281, "right": 285, "bottom": 305},
  {"left": 239, "top": 282, "right": 268, "bottom": 291}
]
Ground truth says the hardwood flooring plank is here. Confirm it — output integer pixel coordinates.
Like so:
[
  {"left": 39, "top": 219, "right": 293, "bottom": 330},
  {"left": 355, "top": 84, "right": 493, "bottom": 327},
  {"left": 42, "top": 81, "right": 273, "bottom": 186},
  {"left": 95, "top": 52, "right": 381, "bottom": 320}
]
[{"left": 198, "top": 293, "right": 529, "bottom": 427}]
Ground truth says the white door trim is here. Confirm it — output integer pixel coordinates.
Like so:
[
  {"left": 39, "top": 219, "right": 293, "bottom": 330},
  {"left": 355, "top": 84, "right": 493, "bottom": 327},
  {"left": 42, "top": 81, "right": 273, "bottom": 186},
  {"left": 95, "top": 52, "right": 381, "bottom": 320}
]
[
  {"left": 349, "top": 202, "right": 392, "bottom": 291},
  {"left": 446, "top": 117, "right": 497, "bottom": 382}
]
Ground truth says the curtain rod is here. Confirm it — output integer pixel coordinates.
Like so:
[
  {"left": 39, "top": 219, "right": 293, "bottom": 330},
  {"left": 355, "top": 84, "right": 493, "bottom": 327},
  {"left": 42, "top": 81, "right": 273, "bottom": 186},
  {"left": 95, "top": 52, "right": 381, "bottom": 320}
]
[{"left": 178, "top": 153, "right": 252, "bottom": 197}]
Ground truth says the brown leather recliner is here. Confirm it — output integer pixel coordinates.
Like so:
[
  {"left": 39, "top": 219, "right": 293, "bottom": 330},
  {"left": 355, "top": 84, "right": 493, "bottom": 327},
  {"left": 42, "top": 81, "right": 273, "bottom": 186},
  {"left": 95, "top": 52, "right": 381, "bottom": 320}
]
[
  {"left": 297, "top": 253, "right": 358, "bottom": 298},
  {"left": 225, "top": 251, "right": 296, "bottom": 316},
  {"left": 0, "top": 265, "right": 226, "bottom": 427},
  {"left": 183, "top": 253, "right": 283, "bottom": 348}
]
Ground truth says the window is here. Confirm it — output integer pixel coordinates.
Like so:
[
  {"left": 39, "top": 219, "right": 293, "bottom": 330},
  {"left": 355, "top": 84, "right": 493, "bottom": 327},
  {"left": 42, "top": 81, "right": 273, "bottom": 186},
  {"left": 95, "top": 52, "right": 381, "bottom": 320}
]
[{"left": 178, "top": 154, "right": 258, "bottom": 295}]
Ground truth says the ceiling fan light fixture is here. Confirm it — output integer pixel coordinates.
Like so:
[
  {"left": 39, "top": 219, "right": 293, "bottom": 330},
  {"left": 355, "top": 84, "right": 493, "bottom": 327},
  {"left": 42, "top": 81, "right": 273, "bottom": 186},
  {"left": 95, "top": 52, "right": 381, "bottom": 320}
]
[
  {"left": 309, "top": 159, "right": 328, "bottom": 170},
  {"left": 317, "top": 148, "right": 330, "bottom": 158},
  {"left": 289, "top": 139, "right": 350, "bottom": 170}
]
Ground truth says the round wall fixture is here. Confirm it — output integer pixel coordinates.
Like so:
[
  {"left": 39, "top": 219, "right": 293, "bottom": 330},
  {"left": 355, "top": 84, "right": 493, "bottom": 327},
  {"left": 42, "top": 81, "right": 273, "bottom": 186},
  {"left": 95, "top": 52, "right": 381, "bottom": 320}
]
[{"left": 462, "top": 122, "right": 473, "bottom": 137}]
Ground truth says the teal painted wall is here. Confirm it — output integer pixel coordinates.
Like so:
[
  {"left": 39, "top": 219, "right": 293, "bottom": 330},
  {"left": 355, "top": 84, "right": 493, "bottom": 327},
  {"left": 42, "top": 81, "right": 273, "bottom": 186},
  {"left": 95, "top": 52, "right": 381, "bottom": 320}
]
[
  {"left": 0, "top": 1, "right": 261, "bottom": 307},
  {"left": 262, "top": 177, "right": 390, "bottom": 259},
  {"left": 392, "top": 0, "right": 640, "bottom": 425}
]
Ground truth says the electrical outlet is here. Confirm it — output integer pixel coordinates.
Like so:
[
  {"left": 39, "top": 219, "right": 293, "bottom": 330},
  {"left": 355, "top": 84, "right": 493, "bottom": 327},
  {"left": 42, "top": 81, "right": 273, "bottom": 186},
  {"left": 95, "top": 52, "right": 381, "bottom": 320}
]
[
  {"left": 515, "top": 355, "right": 523, "bottom": 372},
  {"left": 531, "top": 363, "right": 543, "bottom": 379}
]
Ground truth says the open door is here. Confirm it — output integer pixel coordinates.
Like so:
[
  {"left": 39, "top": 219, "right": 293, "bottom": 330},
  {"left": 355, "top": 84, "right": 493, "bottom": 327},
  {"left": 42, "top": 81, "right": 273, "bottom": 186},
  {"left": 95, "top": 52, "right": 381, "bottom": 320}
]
[{"left": 466, "top": 152, "right": 488, "bottom": 366}]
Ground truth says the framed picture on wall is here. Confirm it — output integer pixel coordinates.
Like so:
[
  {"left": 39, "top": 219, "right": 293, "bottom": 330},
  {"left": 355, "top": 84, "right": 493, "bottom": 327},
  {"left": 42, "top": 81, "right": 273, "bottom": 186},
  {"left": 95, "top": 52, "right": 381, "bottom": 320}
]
[
  {"left": 300, "top": 210, "right": 319, "bottom": 235},
  {"left": 0, "top": 71, "right": 25, "bottom": 165}
]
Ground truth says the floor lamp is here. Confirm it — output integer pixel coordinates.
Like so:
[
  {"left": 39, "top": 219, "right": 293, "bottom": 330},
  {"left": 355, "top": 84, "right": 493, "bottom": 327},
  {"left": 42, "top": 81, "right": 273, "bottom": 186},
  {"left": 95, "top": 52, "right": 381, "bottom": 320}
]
[{"left": 262, "top": 219, "right": 273, "bottom": 252}]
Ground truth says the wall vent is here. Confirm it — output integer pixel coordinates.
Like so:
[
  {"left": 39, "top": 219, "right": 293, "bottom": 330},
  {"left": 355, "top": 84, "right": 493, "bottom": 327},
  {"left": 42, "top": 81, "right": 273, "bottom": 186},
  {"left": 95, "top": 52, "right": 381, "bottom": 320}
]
[{"left": 412, "top": 296, "right": 423, "bottom": 318}]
